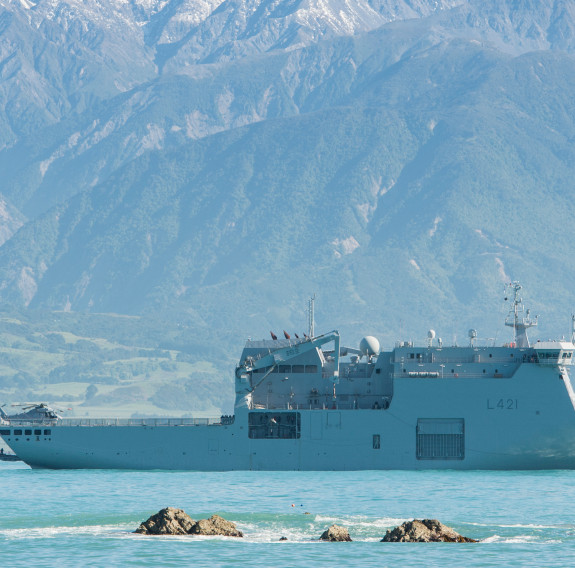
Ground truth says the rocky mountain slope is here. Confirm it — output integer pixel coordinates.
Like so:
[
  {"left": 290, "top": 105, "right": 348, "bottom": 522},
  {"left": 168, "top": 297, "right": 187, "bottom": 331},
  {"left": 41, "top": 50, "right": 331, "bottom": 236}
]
[{"left": 0, "top": 0, "right": 575, "bottom": 410}]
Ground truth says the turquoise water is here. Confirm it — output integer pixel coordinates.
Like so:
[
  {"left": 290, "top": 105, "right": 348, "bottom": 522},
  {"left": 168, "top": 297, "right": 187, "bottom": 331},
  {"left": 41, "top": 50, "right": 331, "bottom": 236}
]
[{"left": 2, "top": 461, "right": 575, "bottom": 567}]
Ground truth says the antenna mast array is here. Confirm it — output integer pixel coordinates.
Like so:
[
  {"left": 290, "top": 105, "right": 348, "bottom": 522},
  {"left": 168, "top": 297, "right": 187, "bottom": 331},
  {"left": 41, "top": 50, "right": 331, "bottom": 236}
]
[{"left": 504, "top": 281, "right": 537, "bottom": 348}]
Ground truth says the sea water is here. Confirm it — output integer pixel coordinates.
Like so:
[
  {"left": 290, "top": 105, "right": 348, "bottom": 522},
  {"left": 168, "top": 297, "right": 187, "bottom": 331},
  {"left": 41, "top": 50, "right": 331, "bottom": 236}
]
[{"left": 1, "top": 461, "right": 574, "bottom": 567}]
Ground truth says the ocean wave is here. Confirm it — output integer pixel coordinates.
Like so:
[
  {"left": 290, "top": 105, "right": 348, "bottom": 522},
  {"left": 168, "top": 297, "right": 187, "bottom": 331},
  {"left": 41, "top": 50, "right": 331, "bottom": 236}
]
[
  {"left": 498, "top": 524, "right": 562, "bottom": 529},
  {"left": 1, "top": 516, "right": 397, "bottom": 543},
  {"left": 467, "top": 522, "right": 561, "bottom": 530},
  {"left": 313, "top": 514, "right": 408, "bottom": 527},
  {"left": 0, "top": 524, "right": 131, "bottom": 540},
  {"left": 3, "top": 525, "right": 566, "bottom": 545},
  {"left": 481, "top": 534, "right": 561, "bottom": 544},
  {"left": 2, "top": 517, "right": 566, "bottom": 545}
]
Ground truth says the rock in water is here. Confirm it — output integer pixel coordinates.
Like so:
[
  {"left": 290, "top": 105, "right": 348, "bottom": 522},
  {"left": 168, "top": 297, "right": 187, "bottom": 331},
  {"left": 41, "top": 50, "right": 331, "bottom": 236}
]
[
  {"left": 191, "top": 515, "right": 243, "bottom": 537},
  {"left": 134, "top": 507, "right": 196, "bottom": 535},
  {"left": 319, "top": 524, "right": 352, "bottom": 542},
  {"left": 381, "top": 519, "right": 477, "bottom": 542}
]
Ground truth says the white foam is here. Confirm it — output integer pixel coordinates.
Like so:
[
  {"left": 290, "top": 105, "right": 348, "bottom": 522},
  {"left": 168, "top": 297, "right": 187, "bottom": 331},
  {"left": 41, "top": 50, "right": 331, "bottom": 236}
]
[
  {"left": 1, "top": 524, "right": 131, "bottom": 540},
  {"left": 467, "top": 521, "right": 560, "bottom": 530},
  {"left": 314, "top": 514, "right": 409, "bottom": 527},
  {"left": 482, "top": 534, "right": 542, "bottom": 544},
  {"left": 5, "top": 517, "right": 562, "bottom": 544}
]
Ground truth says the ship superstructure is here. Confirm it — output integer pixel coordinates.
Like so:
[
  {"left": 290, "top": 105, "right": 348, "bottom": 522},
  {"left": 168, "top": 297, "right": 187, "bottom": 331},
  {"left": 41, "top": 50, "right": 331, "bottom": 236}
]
[{"left": 2, "top": 283, "right": 575, "bottom": 470}]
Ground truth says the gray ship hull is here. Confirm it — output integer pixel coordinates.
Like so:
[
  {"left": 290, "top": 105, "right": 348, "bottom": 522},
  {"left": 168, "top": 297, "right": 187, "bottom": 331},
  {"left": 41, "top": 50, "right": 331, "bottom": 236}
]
[{"left": 4, "top": 362, "right": 575, "bottom": 470}]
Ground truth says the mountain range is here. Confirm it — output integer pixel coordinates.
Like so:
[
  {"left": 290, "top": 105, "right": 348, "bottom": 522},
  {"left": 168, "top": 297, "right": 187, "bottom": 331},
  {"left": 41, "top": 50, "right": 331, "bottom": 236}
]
[{"left": 1, "top": 0, "right": 575, "bottom": 410}]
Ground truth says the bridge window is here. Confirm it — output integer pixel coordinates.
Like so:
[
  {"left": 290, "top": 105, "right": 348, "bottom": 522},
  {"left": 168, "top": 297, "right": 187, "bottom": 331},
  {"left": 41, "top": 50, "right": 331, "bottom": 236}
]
[
  {"left": 25, "top": 430, "right": 32, "bottom": 436},
  {"left": 0, "top": 429, "right": 9, "bottom": 436},
  {"left": 34, "top": 429, "right": 41, "bottom": 436},
  {"left": 305, "top": 365, "right": 318, "bottom": 373},
  {"left": 44, "top": 429, "right": 52, "bottom": 436},
  {"left": 14, "top": 429, "right": 22, "bottom": 436},
  {"left": 292, "top": 365, "right": 305, "bottom": 373},
  {"left": 538, "top": 352, "right": 560, "bottom": 360},
  {"left": 279, "top": 365, "right": 291, "bottom": 373}
]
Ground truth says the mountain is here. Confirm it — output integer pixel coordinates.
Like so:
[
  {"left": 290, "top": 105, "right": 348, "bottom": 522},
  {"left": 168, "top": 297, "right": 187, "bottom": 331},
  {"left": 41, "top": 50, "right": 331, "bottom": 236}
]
[
  {"left": 0, "top": 0, "right": 460, "bottom": 218},
  {"left": 1, "top": 0, "right": 575, "bottom": 411}
]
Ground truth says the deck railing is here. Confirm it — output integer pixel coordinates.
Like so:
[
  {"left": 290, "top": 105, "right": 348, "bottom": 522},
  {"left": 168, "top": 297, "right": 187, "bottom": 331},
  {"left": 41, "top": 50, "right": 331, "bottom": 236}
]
[{"left": 5, "top": 416, "right": 230, "bottom": 427}]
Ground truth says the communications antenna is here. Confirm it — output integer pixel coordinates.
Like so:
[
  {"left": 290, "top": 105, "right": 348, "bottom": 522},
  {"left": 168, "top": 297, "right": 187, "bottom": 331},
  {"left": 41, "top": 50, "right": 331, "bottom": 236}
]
[
  {"left": 308, "top": 294, "right": 316, "bottom": 338},
  {"left": 504, "top": 282, "right": 537, "bottom": 348}
]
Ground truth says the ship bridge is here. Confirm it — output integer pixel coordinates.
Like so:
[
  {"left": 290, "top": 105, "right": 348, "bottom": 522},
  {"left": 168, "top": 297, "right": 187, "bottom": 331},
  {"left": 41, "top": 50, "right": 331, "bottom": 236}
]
[{"left": 533, "top": 341, "right": 574, "bottom": 366}]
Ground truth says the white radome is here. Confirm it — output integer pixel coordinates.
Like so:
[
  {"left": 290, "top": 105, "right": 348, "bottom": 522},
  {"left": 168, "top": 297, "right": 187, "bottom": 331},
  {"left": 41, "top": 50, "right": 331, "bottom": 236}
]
[{"left": 359, "top": 336, "right": 380, "bottom": 356}]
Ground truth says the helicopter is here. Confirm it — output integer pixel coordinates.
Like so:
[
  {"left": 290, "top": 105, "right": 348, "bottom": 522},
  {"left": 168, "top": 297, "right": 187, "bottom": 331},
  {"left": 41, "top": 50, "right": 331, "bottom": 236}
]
[{"left": 1, "top": 403, "right": 63, "bottom": 423}]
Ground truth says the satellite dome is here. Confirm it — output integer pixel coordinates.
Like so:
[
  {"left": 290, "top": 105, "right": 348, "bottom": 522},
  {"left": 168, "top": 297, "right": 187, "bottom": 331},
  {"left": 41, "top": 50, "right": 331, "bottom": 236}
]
[
  {"left": 360, "top": 336, "right": 380, "bottom": 357},
  {"left": 428, "top": 329, "right": 436, "bottom": 339}
]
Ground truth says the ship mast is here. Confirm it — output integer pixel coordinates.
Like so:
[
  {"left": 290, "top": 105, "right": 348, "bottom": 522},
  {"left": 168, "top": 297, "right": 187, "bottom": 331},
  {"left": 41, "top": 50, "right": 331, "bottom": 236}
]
[
  {"left": 504, "top": 282, "right": 537, "bottom": 348},
  {"left": 308, "top": 294, "right": 316, "bottom": 338}
]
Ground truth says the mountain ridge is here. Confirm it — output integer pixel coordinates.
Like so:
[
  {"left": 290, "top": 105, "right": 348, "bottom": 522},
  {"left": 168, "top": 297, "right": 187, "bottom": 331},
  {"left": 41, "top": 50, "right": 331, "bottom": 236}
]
[{"left": 0, "top": 0, "right": 574, "bottom": 394}]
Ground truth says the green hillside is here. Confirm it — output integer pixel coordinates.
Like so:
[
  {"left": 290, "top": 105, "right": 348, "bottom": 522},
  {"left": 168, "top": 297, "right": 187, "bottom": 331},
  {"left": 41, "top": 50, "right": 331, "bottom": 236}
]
[{"left": 0, "top": 310, "right": 235, "bottom": 417}]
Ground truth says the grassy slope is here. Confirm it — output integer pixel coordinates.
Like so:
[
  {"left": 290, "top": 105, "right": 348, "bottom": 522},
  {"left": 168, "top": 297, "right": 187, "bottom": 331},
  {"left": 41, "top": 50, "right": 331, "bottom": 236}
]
[{"left": 0, "top": 310, "right": 235, "bottom": 417}]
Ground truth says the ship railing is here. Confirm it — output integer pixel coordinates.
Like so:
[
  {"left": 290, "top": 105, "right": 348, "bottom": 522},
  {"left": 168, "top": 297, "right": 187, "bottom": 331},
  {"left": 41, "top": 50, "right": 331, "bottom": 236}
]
[
  {"left": 5, "top": 419, "right": 57, "bottom": 425},
  {"left": 395, "top": 356, "right": 525, "bottom": 364},
  {"left": 252, "top": 397, "right": 391, "bottom": 410},
  {"left": 5, "top": 419, "right": 59, "bottom": 426},
  {"left": 8, "top": 417, "right": 226, "bottom": 427},
  {"left": 395, "top": 371, "right": 516, "bottom": 379}
]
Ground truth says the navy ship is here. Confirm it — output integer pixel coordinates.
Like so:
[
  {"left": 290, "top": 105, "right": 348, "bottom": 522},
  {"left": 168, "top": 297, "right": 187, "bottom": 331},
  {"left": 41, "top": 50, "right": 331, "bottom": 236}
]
[{"left": 2, "top": 283, "right": 575, "bottom": 470}]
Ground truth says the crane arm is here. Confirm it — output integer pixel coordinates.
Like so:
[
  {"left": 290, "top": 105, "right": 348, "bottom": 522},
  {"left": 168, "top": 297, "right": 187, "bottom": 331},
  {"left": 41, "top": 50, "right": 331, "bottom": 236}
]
[{"left": 236, "top": 331, "right": 340, "bottom": 387}]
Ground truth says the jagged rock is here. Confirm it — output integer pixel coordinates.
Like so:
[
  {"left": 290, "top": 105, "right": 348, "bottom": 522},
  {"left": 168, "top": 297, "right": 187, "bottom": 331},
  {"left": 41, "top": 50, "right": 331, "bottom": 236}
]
[
  {"left": 381, "top": 519, "right": 477, "bottom": 543},
  {"left": 134, "top": 507, "right": 196, "bottom": 535},
  {"left": 191, "top": 515, "right": 243, "bottom": 537},
  {"left": 319, "top": 524, "right": 352, "bottom": 542},
  {"left": 279, "top": 536, "right": 288, "bottom": 541},
  {"left": 135, "top": 510, "right": 243, "bottom": 537}
]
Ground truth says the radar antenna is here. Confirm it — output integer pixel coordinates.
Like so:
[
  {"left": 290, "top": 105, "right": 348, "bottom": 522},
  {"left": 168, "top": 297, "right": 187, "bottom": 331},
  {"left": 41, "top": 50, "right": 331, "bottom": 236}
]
[{"left": 504, "top": 282, "right": 537, "bottom": 348}]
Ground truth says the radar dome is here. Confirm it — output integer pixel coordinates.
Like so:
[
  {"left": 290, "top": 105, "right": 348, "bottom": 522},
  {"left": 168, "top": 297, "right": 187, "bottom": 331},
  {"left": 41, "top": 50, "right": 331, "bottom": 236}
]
[
  {"left": 428, "top": 330, "right": 436, "bottom": 339},
  {"left": 360, "top": 336, "right": 380, "bottom": 357},
  {"left": 468, "top": 329, "right": 477, "bottom": 339}
]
